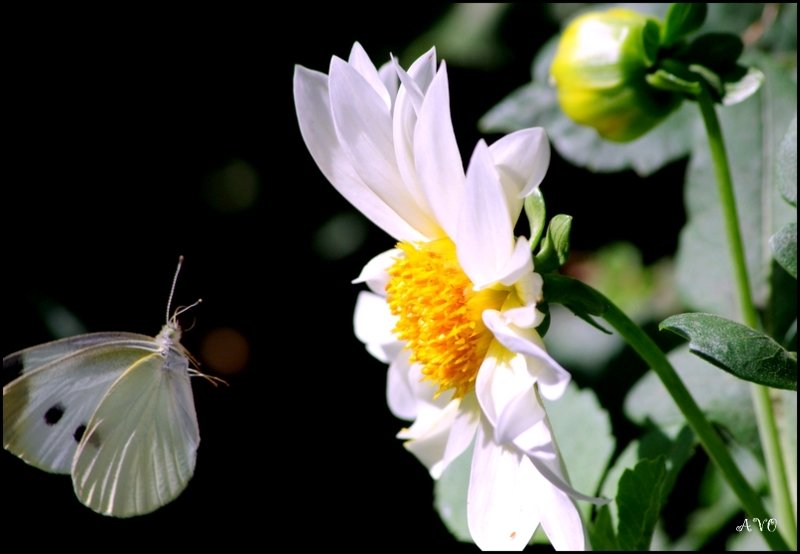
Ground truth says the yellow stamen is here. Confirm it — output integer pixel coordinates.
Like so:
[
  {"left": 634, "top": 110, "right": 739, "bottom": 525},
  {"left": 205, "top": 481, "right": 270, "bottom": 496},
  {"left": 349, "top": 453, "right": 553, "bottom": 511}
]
[{"left": 386, "top": 238, "right": 510, "bottom": 397}]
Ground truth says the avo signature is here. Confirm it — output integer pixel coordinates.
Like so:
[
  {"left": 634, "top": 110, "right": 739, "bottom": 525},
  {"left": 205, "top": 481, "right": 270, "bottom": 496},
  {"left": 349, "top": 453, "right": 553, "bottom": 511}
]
[{"left": 736, "top": 518, "right": 778, "bottom": 533}]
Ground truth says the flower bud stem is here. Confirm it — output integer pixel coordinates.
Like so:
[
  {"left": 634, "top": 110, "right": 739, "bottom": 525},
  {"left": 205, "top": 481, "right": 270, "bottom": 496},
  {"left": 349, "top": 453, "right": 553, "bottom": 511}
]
[{"left": 697, "top": 85, "right": 797, "bottom": 549}]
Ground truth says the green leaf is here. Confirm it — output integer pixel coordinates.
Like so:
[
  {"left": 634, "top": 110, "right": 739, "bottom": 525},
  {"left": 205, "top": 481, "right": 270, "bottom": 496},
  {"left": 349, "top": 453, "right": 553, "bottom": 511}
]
[
  {"left": 777, "top": 114, "right": 797, "bottom": 207},
  {"left": 616, "top": 457, "right": 668, "bottom": 550},
  {"left": 675, "top": 54, "right": 797, "bottom": 320},
  {"left": 480, "top": 36, "right": 696, "bottom": 177},
  {"left": 434, "top": 441, "right": 473, "bottom": 542},
  {"left": 771, "top": 222, "right": 797, "bottom": 279},
  {"left": 660, "top": 312, "right": 798, "bottom": 390},
  {"left": 650, "top": 426, "right": 697, "bottom": 506},
  {"left": 661, "top": 3, "right": 708, "bottom": 47},
  {"left": 677, "top": 32, "right": 743, "bottom": 72},
  {"left": 626, "top": 345, "right": 761, "bottom": 453},
  {"left": 768, "top": 258, "right": 797, "bottom": 347},
  {"left": 599, "top": 426, "right": 695, "bottom": 528},
  {"left": 534, "top": 214, "right": 572, "bottom": 273},
  {"left": 589, "top": 505, "right": 619, "bottom": 551},
  {"left": 543, "top": 382, "right": 615, "bottom": 520},
  {"left": 524, "top": 188, "right": 546, "bottom": 251},
  {"left": 642, "top": 19, "right": 662, "bottom": 67}
]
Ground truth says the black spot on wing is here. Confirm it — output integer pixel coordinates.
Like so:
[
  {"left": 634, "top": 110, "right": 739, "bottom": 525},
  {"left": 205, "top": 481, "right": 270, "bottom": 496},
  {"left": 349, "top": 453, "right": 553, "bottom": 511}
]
[
  {"left": 75, "top": 424, "right": 101, "bottom": 448},
  {"left": 74, "top": 424, "right": 86, "bottom": 442},
  {"left": 3, "top": 354, "right": 24, "bottom": 384},
  {"left": 44, "top": 404, "right": 65, "bottom": 425}
]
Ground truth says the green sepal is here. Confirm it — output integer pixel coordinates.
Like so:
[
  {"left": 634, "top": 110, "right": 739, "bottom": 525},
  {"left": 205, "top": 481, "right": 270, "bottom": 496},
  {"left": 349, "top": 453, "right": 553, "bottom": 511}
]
[
  {"left": 646, "top": 67, "right": 702, "bottom": 97},
  {"left": 661, "top": 3, "right": 708, "bottom": 48},
  {"left": 524, "top": 188, "right": 547, "bottom": 251},
  {"left": 534, "top": 214, "right": 572, "bottom": 273}
]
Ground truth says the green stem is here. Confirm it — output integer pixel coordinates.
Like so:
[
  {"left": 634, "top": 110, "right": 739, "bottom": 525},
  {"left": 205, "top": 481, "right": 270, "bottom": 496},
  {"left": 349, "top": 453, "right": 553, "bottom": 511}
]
[
  {"left": 696, "top": 88, "right": 759, "bottom": 327},
  {"left": 543, "top": 275, "right": 790, "bottom": 551},
  {"left": 697, "top": 88, "right": 797, "bottom": 548}
]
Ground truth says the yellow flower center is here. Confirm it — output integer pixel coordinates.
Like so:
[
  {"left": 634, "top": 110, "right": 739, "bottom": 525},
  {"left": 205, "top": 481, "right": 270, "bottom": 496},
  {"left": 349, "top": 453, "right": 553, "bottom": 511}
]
[{"left": 386, "top": 238, "right": 509, "bottom": 398}]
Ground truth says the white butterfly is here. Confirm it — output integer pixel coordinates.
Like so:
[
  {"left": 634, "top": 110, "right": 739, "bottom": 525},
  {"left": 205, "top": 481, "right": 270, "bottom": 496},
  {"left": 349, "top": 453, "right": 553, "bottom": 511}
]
[{"left": 3, "top": 256, "right": 212, "bottom": 517}]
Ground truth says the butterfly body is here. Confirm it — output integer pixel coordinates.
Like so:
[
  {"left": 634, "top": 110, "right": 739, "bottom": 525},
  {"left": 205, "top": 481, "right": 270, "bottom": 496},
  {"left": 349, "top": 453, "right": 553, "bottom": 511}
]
[{"left": 4, "top": 320, "right": 200, "bottom": 517}]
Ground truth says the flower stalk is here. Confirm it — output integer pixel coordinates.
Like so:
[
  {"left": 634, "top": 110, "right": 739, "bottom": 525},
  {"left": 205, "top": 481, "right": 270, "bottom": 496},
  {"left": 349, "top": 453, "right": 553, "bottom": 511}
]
[
  {"left": 696, "top": 85, "right": 797, "bottom": 549},
  {"left": 544, "top": 274, "right": 791, "bottom": 551}
]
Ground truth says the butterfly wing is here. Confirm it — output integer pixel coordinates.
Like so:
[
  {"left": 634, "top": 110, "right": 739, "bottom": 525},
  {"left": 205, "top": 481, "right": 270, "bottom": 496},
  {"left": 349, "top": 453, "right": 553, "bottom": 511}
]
[
  {"left": 72, "top": 347, "right": 199, "bottom": 517},
  {"left": 4, "top": 332, "right": 156, "bottom": 377},
  {"left": 3, "top": 333, "right": 160, "bottom": 473}
]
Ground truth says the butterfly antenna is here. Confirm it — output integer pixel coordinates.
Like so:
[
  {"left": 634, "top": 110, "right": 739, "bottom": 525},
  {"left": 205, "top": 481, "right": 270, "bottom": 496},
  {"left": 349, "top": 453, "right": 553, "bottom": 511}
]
[
  {"left": 166, "top": 255, "right": 185, "bottom": 325},
  {"left": 173, "top": 299, "right": 203, "bottom": 320}
]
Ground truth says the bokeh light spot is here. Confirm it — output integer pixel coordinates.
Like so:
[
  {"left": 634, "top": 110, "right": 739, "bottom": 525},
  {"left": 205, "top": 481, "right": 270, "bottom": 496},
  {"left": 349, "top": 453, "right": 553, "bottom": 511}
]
[
  {"left": 312, "top": 211, "right": 368, "bottom": 260},
  {"left": 203, "top": 159, "right": 260, "bottom": 213},
  {"left": 200, "top": 326, "right": 250, "bottom": 375}
]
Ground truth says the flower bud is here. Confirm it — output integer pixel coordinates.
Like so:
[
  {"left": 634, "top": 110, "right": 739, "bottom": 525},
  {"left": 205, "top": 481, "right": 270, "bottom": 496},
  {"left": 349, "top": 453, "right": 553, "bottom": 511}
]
[{"left": 550, "top": 8, "right": 682, "bottom": 142}]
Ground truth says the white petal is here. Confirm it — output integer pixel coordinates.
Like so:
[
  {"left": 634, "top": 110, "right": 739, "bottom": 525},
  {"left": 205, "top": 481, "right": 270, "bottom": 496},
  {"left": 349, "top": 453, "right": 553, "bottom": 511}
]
[
  {"left": 467, "top": 419, "right": 540, "bottom": 551},
  {"left": 351, "top": 248, "right": 401, "bottom": 294},
  {"left": 406, "top": 46, "right": 437, "bottom": 95},
  {"left": 528, "top": 353, "right": 571, "bottom": 401},
  {"left": 353, "top": 291, "right": 398, "bottom": 363},
  {"left": 378, "top": 61, "right": 399, "bottom": 104},
  {"left": 329, "top": 58, "right": 440, "bottom": 239},
  {"left": 501, "top": 305, "right": 539, "bottom": 329},
  {"left": 393, "top": 56, "right": 425, "bottom": 114},
  {"left": 392, "top": 61, "right": 437, "bottom": 221},
  {"left": 489, "top": 128, "right": 551, "bottom": 211},
  {"left": 483, "top": 310, "right": 571, "bottom": 400},
  {"left": 394, "top": 365, "right": 454, "bottom": 426},
  {"left": 527, "top": 447, "right": 608, "bottom": 505},
  {"left": 440, "top": 392, "right": 480, "bottom": 472},
  {"left": 347, "top": 42, "right": 391, "bottom": 109},
  {"left": 390, "top": 48, "right": 445, "bottom": 239},
  {"left": 293, "top": 66, "right": 423, "bottom": 242},
  {"left": 497, "top": 236, "right": 534, "bottom": 287},
  {"left": 413, "top": 62, "right": 466, "bottom": 239},
  {"left": 475, "top": 344, "right": 534, "bottom": 428},
  {"left": 515, "top": 407, "right": 609, "bottom": 507},
  {"left": 530, "top": 464, "right": 587, "bottom": 550},
  {"left": 396, "top": 373, "right": 455, "bottom": 444},
  {"left": 457, "top": 140, "right": 515, "bottom": 289},
  {"left": 387, "top": 351, "right": 417, "bottom": 421},
  {"left": 517, "top": 416, "right": 594, "bottom": 548},
  {"left": 501, "top": 272, "right": 544, "bottom": 328},
  {"left": 401, "top": 398, "right": 460, "bottom": 478},
  {"left": 495, "top": 388, "right": 546, "bottom": 445},
  {"left": 515, "top": 271, "right": 543, "bottom": 307}
]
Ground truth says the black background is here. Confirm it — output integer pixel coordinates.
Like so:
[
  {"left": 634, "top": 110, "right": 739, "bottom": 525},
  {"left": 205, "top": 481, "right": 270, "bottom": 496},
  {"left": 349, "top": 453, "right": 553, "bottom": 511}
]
[{"left": 4, "top": 5, "right": 686, "bottom": 549}]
